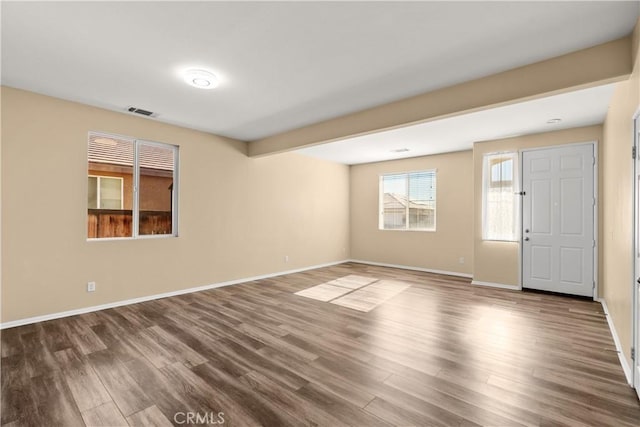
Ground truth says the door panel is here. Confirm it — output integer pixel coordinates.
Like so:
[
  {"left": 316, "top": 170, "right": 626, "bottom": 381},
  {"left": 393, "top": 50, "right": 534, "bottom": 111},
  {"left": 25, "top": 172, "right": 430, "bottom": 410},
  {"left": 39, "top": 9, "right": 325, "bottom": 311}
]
[
  {"left": 560, "top": 154, "right": 582, "bottom": 170},
  {"left": 560, "top": 178, "right": 583, "bottom": 235},
  {"left": 522, "top": 144, "right": 594, "bottom": 297},
  {"left": 559, "top": 247, "right": 582, "bottom": 283},
  {"left": 531, "top": 246, "right": 552, "bottom": 280},
  {"left": 531, "top": 180, "right": 552, "bottom": 234},
  {"left": 530, "top": 157, "right": 551, "bottom": 172}
]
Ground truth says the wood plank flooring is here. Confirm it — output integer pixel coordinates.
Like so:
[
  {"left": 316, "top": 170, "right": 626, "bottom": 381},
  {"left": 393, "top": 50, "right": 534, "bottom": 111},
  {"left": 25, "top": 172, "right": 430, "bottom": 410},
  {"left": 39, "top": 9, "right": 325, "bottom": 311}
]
[{"left": 1, "top": 262, "right": 639, "bottom": 426}]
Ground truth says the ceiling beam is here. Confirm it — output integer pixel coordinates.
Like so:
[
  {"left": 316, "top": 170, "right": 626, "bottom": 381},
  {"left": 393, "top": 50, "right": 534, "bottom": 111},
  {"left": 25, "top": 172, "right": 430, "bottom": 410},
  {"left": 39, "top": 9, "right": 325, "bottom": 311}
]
[{"left": 248, "top": 36, "right": 632, "bottom": 157}]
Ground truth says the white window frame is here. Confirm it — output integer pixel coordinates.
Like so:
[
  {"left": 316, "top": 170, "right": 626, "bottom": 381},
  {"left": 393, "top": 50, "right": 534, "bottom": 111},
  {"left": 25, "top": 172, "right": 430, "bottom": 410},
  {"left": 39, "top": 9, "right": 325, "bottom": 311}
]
[
  {"left": 378, "top": 169, "right": 437, "bottom": 232},
  {"left": 87, "top": 131, "right": 179, "bottom": 241},
  {"left": 482, "top": 152, "right": 520, "bottom": 242},
  {"left": 88, "top": 175, "right": 124, "bottom": 209}
]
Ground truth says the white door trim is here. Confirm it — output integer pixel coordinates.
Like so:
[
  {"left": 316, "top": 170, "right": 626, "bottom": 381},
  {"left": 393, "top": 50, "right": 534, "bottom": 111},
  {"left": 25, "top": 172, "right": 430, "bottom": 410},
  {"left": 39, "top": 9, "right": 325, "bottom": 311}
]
[
  {"left": 632, "top": 107, "right": 640, "bottom": 394},
  {"left": 519, "top": 141, "right": 598, "bottom": 300}
]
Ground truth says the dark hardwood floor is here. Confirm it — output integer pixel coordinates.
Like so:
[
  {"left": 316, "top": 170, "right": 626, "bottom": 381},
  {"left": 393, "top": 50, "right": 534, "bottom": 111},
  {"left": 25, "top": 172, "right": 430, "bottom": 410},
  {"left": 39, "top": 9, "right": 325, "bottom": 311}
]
[{"left": 2, "top": 262, "right": 639, "bottom": 426}]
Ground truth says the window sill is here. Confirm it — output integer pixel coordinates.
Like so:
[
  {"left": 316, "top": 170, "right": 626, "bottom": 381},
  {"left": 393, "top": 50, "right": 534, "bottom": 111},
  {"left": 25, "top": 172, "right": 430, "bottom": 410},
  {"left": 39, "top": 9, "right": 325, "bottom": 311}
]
[
  {"left": 87, "top": 234, "right": 178, "bottom": 242},
  {"left": 379, "top": 228, "right": 436, "bottom": 233}
]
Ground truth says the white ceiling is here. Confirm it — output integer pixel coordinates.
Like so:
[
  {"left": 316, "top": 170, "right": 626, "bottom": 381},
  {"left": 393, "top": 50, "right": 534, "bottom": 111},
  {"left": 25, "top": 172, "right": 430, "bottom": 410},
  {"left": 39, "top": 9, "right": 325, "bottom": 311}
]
[
  {"left": 297, "top": 83, "right": 616, "bottom": 165},
  {"left": 1, "top": 1, "right": 638, "bottom": 144}
]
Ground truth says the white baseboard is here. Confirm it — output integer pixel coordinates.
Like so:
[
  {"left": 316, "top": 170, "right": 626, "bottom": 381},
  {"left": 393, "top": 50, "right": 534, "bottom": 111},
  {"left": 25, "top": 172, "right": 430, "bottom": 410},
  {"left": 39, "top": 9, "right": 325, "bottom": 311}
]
[
  {"left": 0, "top": 259, "right": 349, "bottom": 330},
  {"left": 597, "top": 299, "right": 633, "bottom": 385},
  {"left": 348, "top": 259, "right": 472, "bottom": 279},
  {"left": 471, "top": 280, "right": 521, "bottom": 290}
]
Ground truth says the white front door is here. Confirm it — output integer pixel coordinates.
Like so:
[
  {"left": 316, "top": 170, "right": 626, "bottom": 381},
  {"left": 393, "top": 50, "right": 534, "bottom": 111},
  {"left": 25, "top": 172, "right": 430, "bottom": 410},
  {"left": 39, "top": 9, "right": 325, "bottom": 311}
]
[
  {"left": 633, "top": 113, "right": 640, "bottom": 400},
  {"left": 522, "top": 144, "right": 595, "bottom": 297}
]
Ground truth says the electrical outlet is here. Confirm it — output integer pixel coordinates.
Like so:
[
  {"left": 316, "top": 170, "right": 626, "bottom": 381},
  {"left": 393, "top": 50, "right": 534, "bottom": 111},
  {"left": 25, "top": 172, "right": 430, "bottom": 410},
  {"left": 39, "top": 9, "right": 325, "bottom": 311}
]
[
  {"left": 87, "top": 281, "right": 96, "bottom": 292},
  {"left": 459, "top": 257, "right": 465, "bottom": 264},
  {"left": 284, "top": 255, "right": 289, "bottom": 263}
]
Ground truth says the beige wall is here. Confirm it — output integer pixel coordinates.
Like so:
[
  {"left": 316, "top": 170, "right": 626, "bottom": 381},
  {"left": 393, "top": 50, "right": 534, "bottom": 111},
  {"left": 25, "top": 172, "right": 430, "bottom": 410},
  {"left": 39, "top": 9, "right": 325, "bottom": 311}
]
[
  {"left": 601, "top": 18, "right": 640, "bottom": 373},
  {"left": 350, "top": 150, "right": 473, "bottom": 275},
  {"left": 473, "top": 126, "right": 603, "bottom": 286},
  {"left": 1, "top": 87, "right": 350, "bottom": 323}
]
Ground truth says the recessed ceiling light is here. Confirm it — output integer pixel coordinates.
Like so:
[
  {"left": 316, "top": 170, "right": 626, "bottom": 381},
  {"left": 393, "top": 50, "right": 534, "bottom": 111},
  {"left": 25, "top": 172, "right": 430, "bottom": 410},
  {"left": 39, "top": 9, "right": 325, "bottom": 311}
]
[
  {"left": 182, "top": 69, "right": 219, "bottom": 89},
  {"left": 391, "top": 148, "right": 410, "bottom": 153},
  {"left": 547, "top": 118, "right": 562, "bottom": 124}
]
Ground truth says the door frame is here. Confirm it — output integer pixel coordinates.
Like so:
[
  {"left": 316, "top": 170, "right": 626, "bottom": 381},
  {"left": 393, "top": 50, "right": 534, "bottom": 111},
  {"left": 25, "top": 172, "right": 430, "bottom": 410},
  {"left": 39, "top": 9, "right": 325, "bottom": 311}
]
[
  {"left": 633, "top": 107, "right": 640, "bottom": 394},
  {"left": 518, "top": 140, "right": 599, "bottom": 300}
]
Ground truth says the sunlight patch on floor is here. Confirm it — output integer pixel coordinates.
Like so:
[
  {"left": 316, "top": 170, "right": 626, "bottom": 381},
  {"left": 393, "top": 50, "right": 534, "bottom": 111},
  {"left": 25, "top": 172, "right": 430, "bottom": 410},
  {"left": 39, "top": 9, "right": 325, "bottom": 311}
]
[{"left": 295, "top": 275, "right": 411, "bottom": 312}]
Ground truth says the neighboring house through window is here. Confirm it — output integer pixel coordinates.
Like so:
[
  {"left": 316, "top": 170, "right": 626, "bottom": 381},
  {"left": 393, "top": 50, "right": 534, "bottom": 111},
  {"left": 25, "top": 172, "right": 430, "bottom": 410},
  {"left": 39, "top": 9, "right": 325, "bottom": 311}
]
[{"left": 379, "top": 170, "right": 436, "bottom": 231}]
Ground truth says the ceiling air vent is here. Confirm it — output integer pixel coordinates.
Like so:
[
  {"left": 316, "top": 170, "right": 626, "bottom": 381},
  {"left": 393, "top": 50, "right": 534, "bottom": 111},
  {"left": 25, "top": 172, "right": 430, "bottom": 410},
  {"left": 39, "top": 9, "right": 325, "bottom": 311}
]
[{"left": 127, "top": 106, "right": 155, "bottom": 117}]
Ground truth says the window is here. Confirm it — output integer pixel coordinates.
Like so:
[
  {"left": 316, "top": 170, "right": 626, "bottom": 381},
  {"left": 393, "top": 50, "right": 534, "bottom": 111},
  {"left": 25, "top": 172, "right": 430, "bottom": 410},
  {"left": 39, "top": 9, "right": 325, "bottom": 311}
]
[
  {"left": 482, "top": 152, "right": 519, "bottom": 241},
  {"left": 379, "top": 170, "right": 436, "bottom": 231},
  {"left": 88, "top": 176, "right": 124, "bottom": 209},
  {"left": 87, "top": 132, "right": 179, "bottom": 239}
]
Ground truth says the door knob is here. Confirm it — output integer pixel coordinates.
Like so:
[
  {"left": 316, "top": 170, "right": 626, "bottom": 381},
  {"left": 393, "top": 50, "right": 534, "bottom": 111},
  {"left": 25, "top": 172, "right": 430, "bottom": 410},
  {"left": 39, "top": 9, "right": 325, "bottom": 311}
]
[{"left": 524, "top": 237, "right": 530, "bottom": 241}]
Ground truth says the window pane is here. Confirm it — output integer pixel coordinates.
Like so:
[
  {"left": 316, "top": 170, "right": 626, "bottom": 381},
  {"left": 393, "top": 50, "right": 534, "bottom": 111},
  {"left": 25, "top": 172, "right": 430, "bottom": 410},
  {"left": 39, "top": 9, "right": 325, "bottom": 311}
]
[
  {"left": 490, "top": 158, "right": 513, "bottom": 187},
  {"left": 483, "top": 153, "right": 519, "bottom": 241},
  {"left": 485, "top": 187, "right": 515, "bottom": 239},
  {"left": 138, "top": 143, "right": 175, "bottom": 236},
  {"left": 88, "top": 133, "right": 133, "bottom": 238},
  {"left": 88, "top": 176, "right": 98, "bottom": 209},
  {"left": 382, "top": 174, "right": 407, "bottom": 229},
  {"left": 99, "top": 177, "right": 122, "bottom": 209},
  {"left": 408, "top": 171, "right": 436, "bottom": 230}
]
